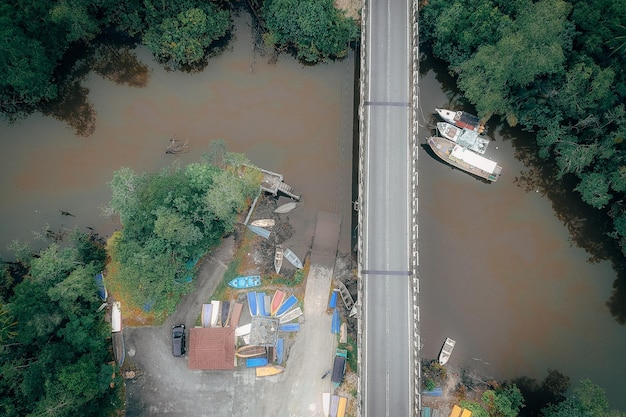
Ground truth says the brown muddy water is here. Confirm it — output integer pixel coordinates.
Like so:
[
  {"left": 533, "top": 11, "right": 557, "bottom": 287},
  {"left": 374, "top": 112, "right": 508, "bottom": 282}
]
[
  {"left": 0, "top": 14, "right": 355, "bottom": 259},
  {"left": 418, "top": 61, "right": 626, "bottom": 409},
  {"left": 1, "top": 12, "right": 624, "bottom": 411}
]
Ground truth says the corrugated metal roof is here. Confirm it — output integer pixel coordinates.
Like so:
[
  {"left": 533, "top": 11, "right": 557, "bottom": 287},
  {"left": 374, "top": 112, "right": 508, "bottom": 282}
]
[{"left": 188, "top": 327, "right": 235, "bottom": 370}]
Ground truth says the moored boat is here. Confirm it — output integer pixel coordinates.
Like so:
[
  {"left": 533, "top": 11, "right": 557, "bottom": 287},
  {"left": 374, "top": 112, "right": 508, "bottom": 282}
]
[
  {"left": 337, "top": 397, "right": 347, "bottom": 417},
  {"left": 331, "top": 308, "right": 340, "bottom": 334},
  {"left": 247, "top": 291, "right": 258, "bottom": 317},
  {"left": 201, "top": 303, "right": 212, "bottom": 327},
  {"left": 276, "top": 338, "right": 284, "bottom": 365},
  {"left": 278, "top": 323, "right": 300, "bottom": 332},
  {"left": 428, "top": 136, "right": 502, "bottom": 182},
  {"left": 235, "top": 323, "right": 252, "bottom": 337},
  {"left": 210, "top": 300, "right": 220, "bottom": 327},
  {"left": 274, "top": 245, "right": 284, "bottom": 274},
  {"left": 250, "top": 219, "right": 275, "bottom": 228},
  {"left": 245, "top": 357, "right": 269, "bottom": 368},
  {"left": 283, "top": 248, "right": 303, "bottom": 269},
  {"left": 279, "top": 307, "right": 302, "bottom": 324},
  {"left": 271, "top": 290, "right": 286, "bottom": 316},
  {"left": 439, "top": 337, "right": 456, "bottom": 365},
  {"left": 235, "top": 345, "right": 266, "bottom": 358},
  {"left": 94, "top": 272, "right": 107, "bottom": 301},
  {"left": 436, "top": 108, "right": 485, "bottom": 133},
  {"left": 228, "top": 275, "right": 262, "bottom": 289},
  {"left": 323, "top": 393, "right": 331, "bottom": 417},
  {"left": 274, "top": 202, "right": 299, "bottom": 214},
  {"left": 330, "top": 395, "right": 339, "bottom": 417},
  {"left": 437, "top": 122, "right": 490, "bottom": 154},
  {"left": 255, "top": 365, "right": 284, "bottom": 377},
  {"left": 257, "top": 292, "right": 268, "bottom": 317},
  {"left": 276, "top": 294, "right": 298, "bottom": 317}
]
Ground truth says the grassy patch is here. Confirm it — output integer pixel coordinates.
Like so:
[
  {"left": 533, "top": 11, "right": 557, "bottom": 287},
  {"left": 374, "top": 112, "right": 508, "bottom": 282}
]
[{"left": 339, "top": 334, "right": 358, "bottom": 373}]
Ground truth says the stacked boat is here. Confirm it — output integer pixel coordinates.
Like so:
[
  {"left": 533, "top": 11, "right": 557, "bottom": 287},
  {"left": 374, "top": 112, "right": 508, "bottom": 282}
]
[{"left": 429, "top": 108, "right": 502, "bottom": 182}]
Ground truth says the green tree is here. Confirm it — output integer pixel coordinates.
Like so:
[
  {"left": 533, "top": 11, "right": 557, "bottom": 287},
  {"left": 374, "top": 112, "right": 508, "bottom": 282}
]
[
  {"left": 542, "top": 379, "right": 625, "bottom": 417},
  {"left": 262, "top": 0, "right": 359, "bottom": 63},
  {"left": 460, "top": 384, "right": 524, "bottom": 417},
  {"left": 143, "top": 6, "right": 230, "bottom": 70}
]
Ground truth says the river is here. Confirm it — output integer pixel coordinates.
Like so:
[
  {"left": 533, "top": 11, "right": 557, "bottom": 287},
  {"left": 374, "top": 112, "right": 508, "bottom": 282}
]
[{"left": 1, "top": 13, "right": 624, "bottom": 411}]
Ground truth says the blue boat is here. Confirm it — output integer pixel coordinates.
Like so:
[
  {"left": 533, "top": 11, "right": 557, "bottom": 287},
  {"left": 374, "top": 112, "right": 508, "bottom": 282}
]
[
  {"left": 247, "top": 225, "right": 271, "bottom": 239},
  {"left": 276, "top": 338, "right": 284, "bottom": 365},
  {"left": 229, "top": 275, "right": 261, "bottom": 289},
  {"left": 257, "top": 292, "right": 268, "bottom": 316},
  {"left": 246, "top": 357, "right": 268, "bottom": 368},
  {"left": 94, "top": 272, "right": 107, "bottom": 301},
  {"left": 331, "top": 308, "right": 340, "bottom": 334},
  {"left": 276, "top": 294, "right": 298, "bottom": 317},
  {"left": 247, "top": 291, "right": 258, "bottom": 317},
  {"left": 279, "top": 323, "right": 300, "bottom": 332},
  {"left": 329, "top": 290, "right": 338, "bottom": 309}
]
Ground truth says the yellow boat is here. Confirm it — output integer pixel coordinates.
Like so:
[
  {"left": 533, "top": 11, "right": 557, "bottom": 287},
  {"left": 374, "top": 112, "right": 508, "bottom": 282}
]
[{"left": 255, "top": 365, "right": 284, "bottom": 377}]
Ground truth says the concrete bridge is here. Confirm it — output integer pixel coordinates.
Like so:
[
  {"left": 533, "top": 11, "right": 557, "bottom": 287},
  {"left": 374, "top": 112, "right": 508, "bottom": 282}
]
[{"left": 356, "top": 0, "right": 421, "bottom": 416}]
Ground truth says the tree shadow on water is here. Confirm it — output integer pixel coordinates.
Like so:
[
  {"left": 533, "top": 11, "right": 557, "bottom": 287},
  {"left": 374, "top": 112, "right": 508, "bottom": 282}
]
[
  {"left": 40, "top": 80, "right": 96, "bottom": 137},
  {"left": 92, "top": 45, "right": 150, "bottom": 88},
  {"left": 500, "top": 124, "right": 626, "bottom": 325}
]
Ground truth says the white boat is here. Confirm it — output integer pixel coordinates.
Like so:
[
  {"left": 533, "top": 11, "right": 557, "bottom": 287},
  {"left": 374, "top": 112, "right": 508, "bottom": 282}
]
[
  {"left": 437, "top": 122, "right": 490, "bottom": 154},
  {"left": 274, "top": 202, "right": 299, "bottom": 214},
  {"left": 111, "top": 301, "right": 122, "bottom": 333},
  {"left": 235, "top": 323, "right": 252, "bottom": 337},
  {"left": 322, "top": 393, "right": 331, "bottom": 417},
  {"left": 210, "top": 300, "right": 220, "bottom": 327},
  {"left": 436, "top": 108, "right": 485, "bottom": 133},
  {"left": 428, "top": 136, "right": 502, "bottom": 182},
  {"left": 283, "top": 248, "right": 303, "bottom": 269},
  {"left": 439, "top": 337, "right": 456, "bottom": 365},
  {"left": 250, "top": 219, "right": 275, "bottom": 228},
  {"left": 274, "top": 245, "right": 284, "bottom": 274}
]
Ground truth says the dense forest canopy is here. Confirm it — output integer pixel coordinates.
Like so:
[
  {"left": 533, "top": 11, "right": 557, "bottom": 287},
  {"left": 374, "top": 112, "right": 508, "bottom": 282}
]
[
  {"left": 420, "top": 0, "right": 626, "bottom": 257},
  {"left": 0, "top": 232, "right": 118, "bottom": 417},
  {"left": 106, "top": 141, "right": 261, "bottom": 316}
]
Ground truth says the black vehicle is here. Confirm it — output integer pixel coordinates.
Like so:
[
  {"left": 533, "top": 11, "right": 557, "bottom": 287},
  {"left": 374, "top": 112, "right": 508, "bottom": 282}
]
[{"left": 172, "top": 324, "right": 186, "bottom": 357}]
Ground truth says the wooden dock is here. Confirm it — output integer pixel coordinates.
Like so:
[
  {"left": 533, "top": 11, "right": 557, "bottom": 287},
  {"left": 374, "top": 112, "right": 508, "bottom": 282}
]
[{"left": 259, "top": 168, "right": 301, "bottom": 201}]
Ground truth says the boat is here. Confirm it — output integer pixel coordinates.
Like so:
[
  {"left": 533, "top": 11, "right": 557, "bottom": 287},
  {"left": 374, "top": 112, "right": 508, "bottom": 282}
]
[
  {"left": 210, "top": 300, "right": 220, "bottom": 327},
  {"left": 250, "top": 219, "right": 275, "bottom": 228},
  {"left": 220, "top": 301, "right": 230, "bottom": 327},
  {"left": 437, "top": 122, "right": 490, "bottom": 154},
  {"left": 439, "top": 337, "right": 456, "bottom": 365},
  {"left": 330, "top": 395, "right": 340, "bottom": 417},
  {"left": 228, "top": 275, "right": 262, "bottom": 289},
  {"left": 274, "top": 245, "right": 284, "bottom": 274},
  {"left": 337, "top": 396, "right": 347, "bottom": 417},
  {"left": 323, "top": 393, "right": 331, "bottom": 417},
  {"left": 257, "top": 292, "right": 268, "bottom": 317},
  {"left": 255, "top": 365, "right": 284, "bottom": 377},
  {"left": 94, "top": 272, "right": 107, "bottom": 301},
  {"left": 111, "top": 301, "right": 122, "bottom": 333},
  {"left": 331, "top": 308, "right": 340, "bottom": 334},
  {"left": 329, "top": 290, "right": 338, "bottom": 309},
  {"left": 247, "top": 291, "right": 258, "bottom": 317},
  {"left": 428, "top": 136, "right": 502, "bottom": 182},
  {"left": 331, "top": 349, "right": 347, "bottom": 389},
  {"left": 235, "top": 345, "right": 267, "bottom": 358},
  {"left": 276, "top": 294, "right": 298, "bottom": 316},
  {"left": 278, "top": 323, "right": 300, "bottom": 332},
  {"left": 247, "top": 224, "right": 271, "bottom": 239},
  {"left": 235, "top": 323, "right": 251, "bottom": 337},
  {"left": 276, "top": 338, "right": 284, "bottom": 365},
  {"left": 283, "top": 248, "right": 303, "bottom": 269},
  {"left": 201, "top": 303, "right": 212, "bottom": 327},
  {"left": 279, "top": 307, "right": 302, "bottom": 324},
  {"left": 271, "top": 290, "right": 286, "bottom": 316},
  {"left": 274, "top": 202, "right": 299, "bottom": 214},
  {"left": 436, "top": 108, "right": 485, "bottom": 133},
  {"left": 245, "top": 357, "right": 268, "bottom": 368}
]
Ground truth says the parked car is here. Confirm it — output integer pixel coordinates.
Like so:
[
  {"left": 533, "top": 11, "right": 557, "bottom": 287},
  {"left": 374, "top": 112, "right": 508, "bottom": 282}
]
[{"left": 172, "top": 324, "right": 186, "bottom": 357}]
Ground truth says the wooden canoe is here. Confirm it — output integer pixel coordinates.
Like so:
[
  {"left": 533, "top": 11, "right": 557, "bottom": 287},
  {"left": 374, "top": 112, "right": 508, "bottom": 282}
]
[
  {"left": 235, "top": 345, "right": 266, "bottom": 358},
  {"left": 271, "top": 290, "right": 286, "bottom": 316},
  {"left": 283, "top": 248, "right": 303, "bottom": 269},
  {"left": 274, "top": 245, "right": 284, "bottom": 274},
  {"left": 255, "top": 365, "right": 284, "bottom": 377},
  {"left": 274, "top": 202, "right": 299, "bottom": 214},
  {"left": 250, "top": 219, "right": 275, "bottom": 228}
]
